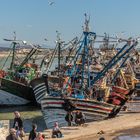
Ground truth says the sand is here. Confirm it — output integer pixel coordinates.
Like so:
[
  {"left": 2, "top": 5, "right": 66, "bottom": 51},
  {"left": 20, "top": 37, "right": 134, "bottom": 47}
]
[
  {"left": 50, "top": 112, "right": 140, "bottom": 140},
  {"left": 3, "top": 112, "right": 140, "bottom": 140}
]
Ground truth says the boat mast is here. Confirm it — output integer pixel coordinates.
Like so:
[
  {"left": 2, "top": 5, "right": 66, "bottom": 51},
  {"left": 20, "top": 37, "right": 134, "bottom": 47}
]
[
  {"left": 62, "top": 14, "right": 96, "bottom": 96},
  {"left": 56, "top": 31, "right": 64, "bottom": 89},
  {"left": 10, "top": 31, "right": 17, "bottom": 71},
  {"left": 82, "top": 13, "right": 90, "bottom": 88},
  {"left": 56, "top": 31, "right": 62, "bottom": 76}
]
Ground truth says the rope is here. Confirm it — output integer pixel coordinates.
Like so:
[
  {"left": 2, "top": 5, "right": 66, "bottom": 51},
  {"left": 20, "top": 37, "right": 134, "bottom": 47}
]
[
  {"left": 0, "top": 56, "right": 7, "bottom": 66},
  {"left": 1, "top": 50, "right": 12, "bottom": 70},
  {"left": 1, "top": 43, "right": 13, "bottom": 70},
  {"left": 46, "top": 46, "right": 58, "bottom": 74}
]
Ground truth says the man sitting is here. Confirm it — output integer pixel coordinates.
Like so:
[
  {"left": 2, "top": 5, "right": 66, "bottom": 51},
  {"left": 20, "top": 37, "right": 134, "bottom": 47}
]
[{"left": 75, "top": 110, "right": 85, "bottom": 126}]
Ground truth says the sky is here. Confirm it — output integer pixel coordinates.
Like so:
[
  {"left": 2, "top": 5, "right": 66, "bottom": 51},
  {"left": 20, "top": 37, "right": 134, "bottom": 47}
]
[{"left": 0, "top": 0, "right": 140, "bottom": 47}]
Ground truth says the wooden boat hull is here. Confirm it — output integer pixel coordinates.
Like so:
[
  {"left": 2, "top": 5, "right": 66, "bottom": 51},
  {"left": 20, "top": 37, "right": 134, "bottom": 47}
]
[
  {"left": 30, "top": 77, "right": 133, "bottom": 128},
  {"left": 41, "top": 97, "right": 120, "bottom": 128},
  {"left": 0, "top": 89, "right": 30, "bottom": 105},
  {"left": 30, "top": 76, "right": 49, "bottom": 104},
  {"left": 107, "top": 86, "right": 133, "bottom": 106},
  {"left": 0, "top": 78, "right": 37, "bottom": 106},
  {"left": 112, "top": 86, "right": 129, "bottom": 95}
]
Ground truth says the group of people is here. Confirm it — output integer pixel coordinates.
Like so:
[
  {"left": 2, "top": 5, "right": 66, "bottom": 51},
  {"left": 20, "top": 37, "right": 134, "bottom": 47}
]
[
  {"left": 65, "top": 110, "right": 85, "bottom": 126},
  {"left": 6, "top": 111, "right": 45, "bottom": 140},
  {"left": 6, "top": 111, "right": 25, "bottom": 140},
  {"left": 6, "top": 111, "right": 63, "bottom": 140},
  {"left": 6, "top": 110, "right": 85, "bottom": 140},
  {"left": 29, "top": 121, "right": 63, "bottom": 139}
]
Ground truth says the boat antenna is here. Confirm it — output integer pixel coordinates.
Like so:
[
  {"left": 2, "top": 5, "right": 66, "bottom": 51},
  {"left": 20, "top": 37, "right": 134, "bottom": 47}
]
[
  {"left": 103, "top": 32, "right": 109, "bottom": 48},
  {"left": 56, "top": 30, "right": 63, "bottom": 76},
  {"left": 13, "top": 31, "right": 16, "bottom": 41},
  {"left": 84, "top": 13, "right": 90, "bottom": 32},
  {"left": 3, "top": 32, "right": 28, "bottom": 71},
  {"left": 3, "top": 32, "right": 17, "bottom": 72},
  {"left": 56, "top": 31, "right": 64, "bottom": 88}
]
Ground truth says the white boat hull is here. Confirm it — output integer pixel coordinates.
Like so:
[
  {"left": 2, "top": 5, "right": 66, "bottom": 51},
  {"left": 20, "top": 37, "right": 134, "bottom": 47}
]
[{"left": 0, "top": 89, "right": 30, "bottom": 105}]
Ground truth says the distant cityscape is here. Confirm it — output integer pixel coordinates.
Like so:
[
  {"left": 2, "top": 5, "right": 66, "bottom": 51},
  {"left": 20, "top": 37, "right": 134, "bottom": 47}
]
[{"left": 0, "top": 44, "right": 55, "bottom": 51}]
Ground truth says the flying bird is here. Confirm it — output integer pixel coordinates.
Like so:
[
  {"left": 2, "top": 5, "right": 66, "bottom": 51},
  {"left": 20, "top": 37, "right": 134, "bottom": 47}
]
[{"left": 48, "top": 1, "right": 54, "bottom": 6}]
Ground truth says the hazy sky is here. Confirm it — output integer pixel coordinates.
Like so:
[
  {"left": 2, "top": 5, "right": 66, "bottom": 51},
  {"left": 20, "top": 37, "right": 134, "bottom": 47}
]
[{"left": 0, "top": 0, "right": 140, "bottom": 46}]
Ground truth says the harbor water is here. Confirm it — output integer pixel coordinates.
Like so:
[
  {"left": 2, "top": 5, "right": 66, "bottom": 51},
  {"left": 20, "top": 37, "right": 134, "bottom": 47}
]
[{"left": 0, "top": 106, "right": 46, "bottom": 132}]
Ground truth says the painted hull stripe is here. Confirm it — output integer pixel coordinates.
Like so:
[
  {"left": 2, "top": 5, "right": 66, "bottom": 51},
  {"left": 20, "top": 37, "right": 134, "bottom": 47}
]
[
  {"left": 42, "top": 107, "right": 109, "bottom": 116},
  {"left": 34, "top": 86, "right": 46, "bottom": 93},
  {"left": 42, "top": 104, "right": 111, "bottom": 114},
  {"left": 36, "top": 93, "right": 46, "bottom": 102},
  {"left": 42, "top": 97, "right": 116, "bottom": 107},
  {"left": 41, "top": 99, "right": 114, "bottom": 109},
  {"left": 33, "top": 83, "right": 45, "bottom": 90},
  {"left": 42, "top": 102, "right": 112, "bottom": 112},
  {"left": 35, "top": 89, "right": 47, "bottom": 98}
]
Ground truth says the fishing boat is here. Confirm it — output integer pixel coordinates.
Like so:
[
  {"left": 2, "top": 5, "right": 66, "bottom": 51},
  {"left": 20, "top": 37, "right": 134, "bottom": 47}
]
[
  {"left": 31, "top": 75, "right": 121, "bottom": 128},
  {"left": 0, "top": 37, "right": 41, "bottom": 106},
  {"left": 130, "top": 66, "right": 140, "bottom": 100},
  {"left": 30, "top": 15, "right": 139, "bottom": 128},
  {"left": 31, "top": 72, "right": 133, "bottom": 127}
]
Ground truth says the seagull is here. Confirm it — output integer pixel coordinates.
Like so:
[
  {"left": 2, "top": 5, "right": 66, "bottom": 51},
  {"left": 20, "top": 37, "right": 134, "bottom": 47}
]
[
  {"left": 44, "top": 38, "right": 48, "bottom": 41},
  {"left": 48, "top": 1, "right": 54, "bottom": 6}
]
